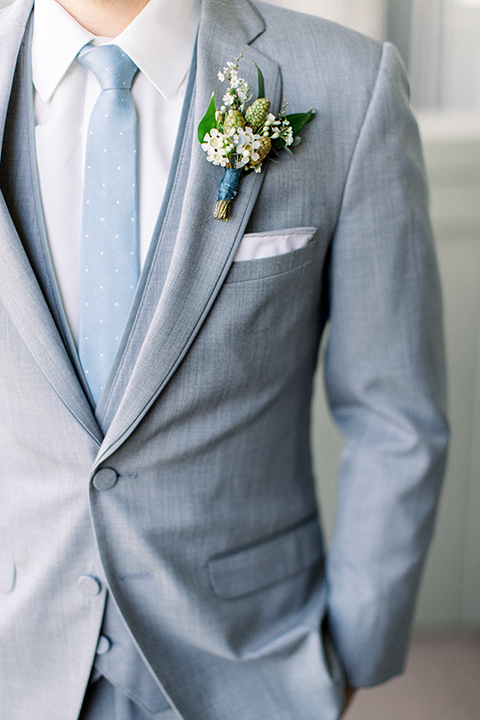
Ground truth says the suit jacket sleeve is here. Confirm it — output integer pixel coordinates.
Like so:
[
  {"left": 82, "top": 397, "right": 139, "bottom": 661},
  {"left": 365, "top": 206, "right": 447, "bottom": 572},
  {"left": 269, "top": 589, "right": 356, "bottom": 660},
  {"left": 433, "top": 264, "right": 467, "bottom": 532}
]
[{"left": 323, "top": 42, "right": 449, "bottom": 687}]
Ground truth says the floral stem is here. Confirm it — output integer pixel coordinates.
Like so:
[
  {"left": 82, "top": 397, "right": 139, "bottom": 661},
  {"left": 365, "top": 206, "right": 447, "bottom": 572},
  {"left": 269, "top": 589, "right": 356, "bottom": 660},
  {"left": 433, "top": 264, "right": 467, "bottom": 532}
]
[{"left": 214, "top": 200, "right": 232, "bottom": 221}]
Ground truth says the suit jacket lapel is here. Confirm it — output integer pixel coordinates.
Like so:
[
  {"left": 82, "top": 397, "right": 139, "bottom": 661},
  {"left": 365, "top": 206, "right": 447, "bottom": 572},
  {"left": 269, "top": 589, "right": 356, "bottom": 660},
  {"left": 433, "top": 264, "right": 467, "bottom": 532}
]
[
  {"left": 0, "top": 0, "right": 103, "bottom": 445},
  {"left": 97, "top": 0, "right": 281, "bottom": 463},
  {"left": 0, "top": 0, "right": 32, "bottom": 144}
]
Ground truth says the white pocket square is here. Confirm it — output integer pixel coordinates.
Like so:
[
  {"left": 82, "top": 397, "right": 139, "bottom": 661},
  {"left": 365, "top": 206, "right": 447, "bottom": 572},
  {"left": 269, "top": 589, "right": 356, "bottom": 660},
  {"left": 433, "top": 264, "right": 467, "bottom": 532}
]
[{"left": 234, "top": 227, "right": 317, "bottom": 262}]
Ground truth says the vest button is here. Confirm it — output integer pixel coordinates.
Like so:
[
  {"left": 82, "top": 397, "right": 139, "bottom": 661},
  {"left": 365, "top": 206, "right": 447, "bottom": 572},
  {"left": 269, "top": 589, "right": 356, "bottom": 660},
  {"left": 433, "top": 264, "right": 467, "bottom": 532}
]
[
  {"left": 96, "top": 635, "right": 112, "bottom": 655},
  {"left": 77, "top": 575, "right": 102, "bottom": 596},
  {"left": 93, "top": 467, "right": 118, "bottom": 491}
]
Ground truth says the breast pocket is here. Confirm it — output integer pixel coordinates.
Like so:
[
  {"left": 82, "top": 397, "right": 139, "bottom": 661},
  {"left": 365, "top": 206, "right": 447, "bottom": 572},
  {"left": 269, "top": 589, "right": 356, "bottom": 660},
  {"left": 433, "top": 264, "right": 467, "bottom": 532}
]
[
  {"left": 225, "top": 227, "right": 319, "bottom": 284},
  {"left": 234, "top": 227, "right": 317, "bottom": 262}
]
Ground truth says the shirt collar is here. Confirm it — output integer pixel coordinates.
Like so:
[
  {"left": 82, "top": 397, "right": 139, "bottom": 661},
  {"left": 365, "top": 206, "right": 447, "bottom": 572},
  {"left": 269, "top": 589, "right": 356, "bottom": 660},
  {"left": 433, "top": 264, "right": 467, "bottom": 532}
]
[{"left": 32, "top": 0, "right": 200, "bottom": 103}]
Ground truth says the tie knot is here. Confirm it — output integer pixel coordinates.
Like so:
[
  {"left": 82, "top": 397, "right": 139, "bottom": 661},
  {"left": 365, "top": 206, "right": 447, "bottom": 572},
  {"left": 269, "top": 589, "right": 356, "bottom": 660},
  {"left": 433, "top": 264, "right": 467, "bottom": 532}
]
[{"left": 77, "top": 44, "right": 138, "bottom": 90}]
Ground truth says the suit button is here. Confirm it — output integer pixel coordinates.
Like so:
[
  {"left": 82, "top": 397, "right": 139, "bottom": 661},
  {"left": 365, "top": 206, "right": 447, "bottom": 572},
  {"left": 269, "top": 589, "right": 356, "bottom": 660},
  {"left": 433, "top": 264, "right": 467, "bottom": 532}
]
[
  {"left": 93, "top": 467, "right": 118, "bottom": 491},
  {"left": 96, "top": 635, "right": 111, "bottom": 655},
  {"left": 77, "top": 575, "right": 102, "bottom": 596}
]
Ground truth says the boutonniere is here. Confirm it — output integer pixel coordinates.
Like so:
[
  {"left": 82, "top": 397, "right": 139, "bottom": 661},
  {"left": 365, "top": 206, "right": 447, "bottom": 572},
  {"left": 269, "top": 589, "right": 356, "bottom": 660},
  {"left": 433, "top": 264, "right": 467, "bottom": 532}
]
[{"left": 198, "top": 55, "right": 316, "bottom": 221}]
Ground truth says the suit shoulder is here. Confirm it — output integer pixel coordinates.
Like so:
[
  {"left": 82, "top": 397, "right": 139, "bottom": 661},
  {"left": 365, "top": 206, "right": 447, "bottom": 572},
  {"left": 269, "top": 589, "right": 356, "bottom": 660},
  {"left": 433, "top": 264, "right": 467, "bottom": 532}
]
[
  {"left": 0, "top": 0, "right": 32, "bottom": 29},
  {"left": 253, "top": 0, "right": 383, "bottom": 88}
]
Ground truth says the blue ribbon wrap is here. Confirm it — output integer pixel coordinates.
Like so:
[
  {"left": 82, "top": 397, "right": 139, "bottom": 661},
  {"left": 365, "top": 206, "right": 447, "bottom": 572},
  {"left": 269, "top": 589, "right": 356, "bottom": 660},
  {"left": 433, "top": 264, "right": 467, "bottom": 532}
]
[{"left": 217, "top": 167, "right": 243, "bottom": 202}]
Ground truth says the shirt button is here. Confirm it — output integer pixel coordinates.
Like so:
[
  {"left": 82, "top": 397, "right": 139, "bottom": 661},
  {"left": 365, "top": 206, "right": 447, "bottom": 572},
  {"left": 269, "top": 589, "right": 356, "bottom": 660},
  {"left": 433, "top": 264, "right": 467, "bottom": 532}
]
[
  {"left": 96, "top": 635, "right": 112, "bottom": 655},
  {"left": 77, "top": 575, "right": 102, "bottom": 597},
  {"left": 93, "top": 467, "right": 118, "bottom": 491}
]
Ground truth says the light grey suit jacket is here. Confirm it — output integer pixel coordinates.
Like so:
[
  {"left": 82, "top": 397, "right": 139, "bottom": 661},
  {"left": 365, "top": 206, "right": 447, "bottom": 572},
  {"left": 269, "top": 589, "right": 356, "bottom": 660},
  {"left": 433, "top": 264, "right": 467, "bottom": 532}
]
[{"left": 0, "top": 0, "right": 448, "bottom": 718}]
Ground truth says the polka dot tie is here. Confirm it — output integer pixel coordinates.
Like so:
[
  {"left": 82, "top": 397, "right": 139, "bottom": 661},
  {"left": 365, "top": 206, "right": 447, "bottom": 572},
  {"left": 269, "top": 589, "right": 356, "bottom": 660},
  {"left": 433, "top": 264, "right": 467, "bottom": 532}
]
[{"left": 77, "top": 44, "right": 140, "bottom": 404}]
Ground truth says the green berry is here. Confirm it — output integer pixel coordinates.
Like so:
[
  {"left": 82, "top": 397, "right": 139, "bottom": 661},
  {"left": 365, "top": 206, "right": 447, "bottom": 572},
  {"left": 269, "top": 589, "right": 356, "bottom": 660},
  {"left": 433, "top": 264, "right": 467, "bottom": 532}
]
[
  {"left": 251, "top": 136, "right": 272, "bottom": 166},
  {"left": 223, "top": 110, "right": 245, "bottom": 133},
  {"left": 245, "top": 98, "right": 271, "bottom": 130}
]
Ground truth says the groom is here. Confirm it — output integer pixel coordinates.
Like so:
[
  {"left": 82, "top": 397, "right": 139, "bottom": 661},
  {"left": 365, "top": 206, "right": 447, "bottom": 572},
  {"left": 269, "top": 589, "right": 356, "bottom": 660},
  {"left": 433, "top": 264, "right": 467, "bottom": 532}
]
[{"left": 0, "top": 0, "right": 448, "bottom": 718}]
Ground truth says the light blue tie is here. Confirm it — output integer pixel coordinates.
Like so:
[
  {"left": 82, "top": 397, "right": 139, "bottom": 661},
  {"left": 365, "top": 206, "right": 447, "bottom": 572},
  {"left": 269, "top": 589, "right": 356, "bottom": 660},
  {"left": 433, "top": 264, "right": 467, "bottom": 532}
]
[{"left": 77, "top": 44, "right": 139, "bottom": 404}]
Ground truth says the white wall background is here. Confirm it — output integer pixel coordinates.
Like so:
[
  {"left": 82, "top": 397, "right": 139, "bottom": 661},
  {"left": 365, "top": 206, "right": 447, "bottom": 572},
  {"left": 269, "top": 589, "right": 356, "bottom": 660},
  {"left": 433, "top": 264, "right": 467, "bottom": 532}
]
[
  {"left": 0, "top": 0, "right": 479, "bottom": 632},
  {"left": 410, "top": 0, "right": 480, "bottom": 110}
]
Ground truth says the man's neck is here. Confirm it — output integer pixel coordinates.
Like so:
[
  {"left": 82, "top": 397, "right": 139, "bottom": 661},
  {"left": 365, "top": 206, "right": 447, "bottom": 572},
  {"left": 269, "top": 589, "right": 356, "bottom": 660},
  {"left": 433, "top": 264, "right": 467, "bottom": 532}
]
[{"left": 54, "top": 0, "right": 151, "bottom": 37}]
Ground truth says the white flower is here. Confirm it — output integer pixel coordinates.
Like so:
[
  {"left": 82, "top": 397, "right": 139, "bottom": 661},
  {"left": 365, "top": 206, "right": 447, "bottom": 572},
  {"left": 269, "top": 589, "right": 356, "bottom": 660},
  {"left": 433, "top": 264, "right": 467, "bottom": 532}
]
[
  {"left": 236, "top": 154, "right": 250, "bottom": 169},
  {"left": 202, "top": 128, "right": 223, "bottom": 150},
  {"left": 237, "top": 87, "right": 248, "bottom": 103},
  {"left": 217, "top": 59, "right": 252, "bottom": 111},
  {"left": 206, "top": 151, "right": 223, "bottom": 166},
  {"left": 202, "top": 129, "right": 235, "bottom": 167},
  {"left": 206, "top": 144, "right": 225, "bottom": 157},
  {"left": 245, "top": 128, "right": 262, "bottom": 150},
  {"left": 230, "top": 129, "right": 248, "bottom": 151},
  {"left": 205, "top": 145, "right": 229, "bottom": 167}
]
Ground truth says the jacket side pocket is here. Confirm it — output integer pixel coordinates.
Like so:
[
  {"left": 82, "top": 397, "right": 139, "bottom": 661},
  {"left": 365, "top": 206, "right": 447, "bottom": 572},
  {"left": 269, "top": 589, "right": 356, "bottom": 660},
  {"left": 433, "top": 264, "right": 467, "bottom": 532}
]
[{"left": 208, "top": 514, "right": 323, "bottom": 600}]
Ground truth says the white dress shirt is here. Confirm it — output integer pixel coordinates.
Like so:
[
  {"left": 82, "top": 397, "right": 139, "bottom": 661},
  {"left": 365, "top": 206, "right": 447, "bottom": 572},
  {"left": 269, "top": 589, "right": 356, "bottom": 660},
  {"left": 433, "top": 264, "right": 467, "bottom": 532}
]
[{"left": 32, "top": 0, "right": 200, "bottom": 342}]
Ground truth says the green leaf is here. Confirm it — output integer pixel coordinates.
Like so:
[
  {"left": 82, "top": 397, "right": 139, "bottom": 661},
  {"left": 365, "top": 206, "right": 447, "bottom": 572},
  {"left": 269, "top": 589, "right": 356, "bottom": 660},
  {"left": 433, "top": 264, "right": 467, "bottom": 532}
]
[
  {"left": 286, "top": 108, "right": 316, "bottom": 137},
  {"left": 255, "top": 63, "right": 265, "bottom": 99},
  {"left": 271, "top": 108, "right": 316, "bottom": 151},
  {"left": 197, "top": 93, "right": 218, "bottom": 144}
]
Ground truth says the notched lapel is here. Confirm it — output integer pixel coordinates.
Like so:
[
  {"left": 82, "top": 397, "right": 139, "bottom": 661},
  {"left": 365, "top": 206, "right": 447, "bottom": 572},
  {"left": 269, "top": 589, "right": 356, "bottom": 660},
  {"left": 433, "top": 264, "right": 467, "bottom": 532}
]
[{"left": 98, "top": 0, "right": 282, "bottom": 463}]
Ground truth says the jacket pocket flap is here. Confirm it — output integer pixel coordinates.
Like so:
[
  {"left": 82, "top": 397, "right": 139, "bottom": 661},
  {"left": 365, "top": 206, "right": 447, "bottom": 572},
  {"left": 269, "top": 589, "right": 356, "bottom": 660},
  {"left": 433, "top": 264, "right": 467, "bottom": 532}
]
[{"left": 208, "top": 514, "right": 323, "bottom": 600}]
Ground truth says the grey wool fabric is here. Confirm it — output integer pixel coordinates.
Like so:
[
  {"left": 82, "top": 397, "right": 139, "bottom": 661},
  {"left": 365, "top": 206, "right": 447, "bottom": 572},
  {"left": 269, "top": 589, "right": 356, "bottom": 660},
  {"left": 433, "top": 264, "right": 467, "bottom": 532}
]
[{"left": 0, "top": 0, "right": 448, "bottom": 718}]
